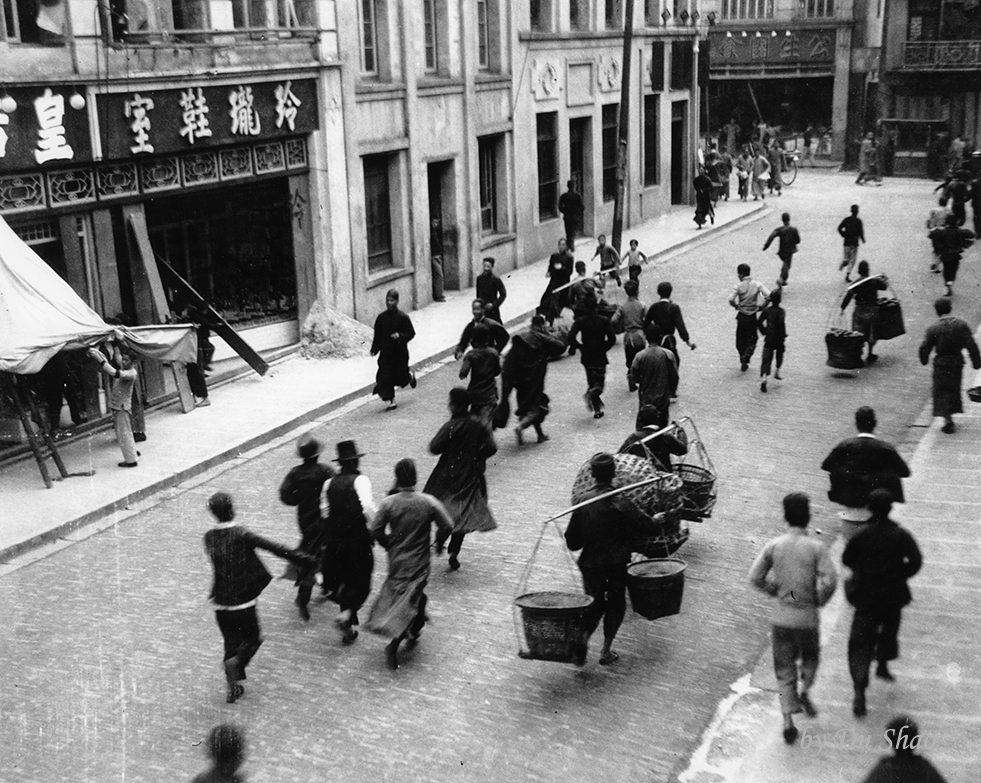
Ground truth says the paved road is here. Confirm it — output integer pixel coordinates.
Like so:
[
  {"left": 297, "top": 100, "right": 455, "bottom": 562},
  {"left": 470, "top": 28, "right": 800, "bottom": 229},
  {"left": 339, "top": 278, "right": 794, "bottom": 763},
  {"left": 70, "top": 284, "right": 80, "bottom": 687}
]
[{"left": 1, "top": 173, "right": 976, "bottom": 783}]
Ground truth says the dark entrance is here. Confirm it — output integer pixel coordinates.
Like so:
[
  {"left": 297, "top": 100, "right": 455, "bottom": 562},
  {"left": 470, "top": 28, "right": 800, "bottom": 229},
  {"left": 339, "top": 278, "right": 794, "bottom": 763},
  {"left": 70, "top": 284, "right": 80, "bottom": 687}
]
[
  {"left": 671, "top": 101, "right": 687, "bottom": 204},
  {"left": 569, "top": 117, "right": 592, "bottom": 237},
  {"left": 427, "top": 160, "right": 458, "bottom": 293}
]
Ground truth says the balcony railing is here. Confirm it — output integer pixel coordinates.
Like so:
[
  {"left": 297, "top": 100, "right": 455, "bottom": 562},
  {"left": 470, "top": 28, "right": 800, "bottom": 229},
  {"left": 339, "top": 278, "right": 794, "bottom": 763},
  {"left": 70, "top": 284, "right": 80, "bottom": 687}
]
[{"left": 903, "top": 40, "right": 981, "bottom": 70}]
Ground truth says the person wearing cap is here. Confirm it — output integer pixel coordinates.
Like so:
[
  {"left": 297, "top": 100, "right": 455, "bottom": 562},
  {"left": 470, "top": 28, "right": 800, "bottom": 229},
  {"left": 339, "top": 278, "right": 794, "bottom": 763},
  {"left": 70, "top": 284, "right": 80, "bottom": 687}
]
[
  {"left": 458, "top": 323, "right": 501, "bottom": 427},
  {"left": 371, "top": 289, "right": 417, "bottom": 412},
  {"left": 843, "top": 489, "right": 922, "bottom": 718},
  {"left": 920, "top": 297, "right": 981, "bottom": 434},
  {"left": 320, "top": 441, "right": 377, "bottom": 644},
  {"left": 749, "top": 493, "right": 837, "bottom": 744},
  {"left": 278, "top": 433, "right": 335, "bottom": 621},
  {"left": 424, "top": 387, "right": 498, "bottom": 571},
  {"left": 365, "top": 458, "right": 455, "bottom": 669},
  {"left": 861, "top": 715, "right": 948, "bottom": 783},
  {"left": 202, "top": 492, "right": 314, "bottom": 703},
  {"left": 475, "top": 257, "right": 507, "bottom": 324},
  {"left": 565, "top": 453, "right": 653, "bottom": 666}
]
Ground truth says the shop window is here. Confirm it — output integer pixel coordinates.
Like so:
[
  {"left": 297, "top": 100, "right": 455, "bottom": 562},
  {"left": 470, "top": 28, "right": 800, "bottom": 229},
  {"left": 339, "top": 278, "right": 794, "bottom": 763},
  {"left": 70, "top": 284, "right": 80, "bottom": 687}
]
[
  {"left": 606, "top": 0, "right": 621, "bottom": 29},
  {"left": 602, "top": 103, "right": 619, "bottom": 203},
  {"left": 477, "top": 0, "right": 501, "bottom": 71},
  {"left": 721, "top": 0, "right": 774, "bottom": 20},
  {"left": 569, "top": 0, "right": 587, "bottom": 30},
  {"left": 803, "top": 0, "right": 833, "bottom": 18},
  {"left": 364, "top": 154, "right": 395, "bottom": 272},
  {"left": 670, "top": 40, "right": 693, "bottom": 90},
  {"left": 644, "top": 94, "right": 659, "bottom": 186},
  {"left": 479, "top": 134, "right": 507, "bottom": 235},
  {"left": 1, "top": 0, "right": 68, "bottom": 43},
  {"left": 530, "top": 0, "right": 551, "bottom": 31},
  {"left": 537, "top": 112, "right": 559, "bottom": 221}
]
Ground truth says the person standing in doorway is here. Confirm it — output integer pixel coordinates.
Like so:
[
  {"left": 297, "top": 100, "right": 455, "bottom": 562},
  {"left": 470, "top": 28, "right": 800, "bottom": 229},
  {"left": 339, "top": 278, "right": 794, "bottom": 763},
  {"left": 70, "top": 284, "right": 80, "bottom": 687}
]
[
  {"left": 843, "top": 489, "right": 922, "bottom": 718},
  {"left": 728, "top": 264, "right": 770, "bottom": 372},
  {"left": 837, "top": 204, "right": 866, "bottom": 282},
  {"left": 475, "top": 257, "right": 507, "bottom": 324},
  {"left": 370, "top": 289, "right": 417, "bottom": 412},
  {"left": 559, "top": 180, "right": 585, "bottom": 252},
  {"left": 749, "top": 493, "right": 837, "bottom": 744},
  {"left": 919, "top": 297, "right": 981, "bottom": 434},
  {"left": 568, "top": 295, "right": 617, "bottom": 419},
  {"left": 758, "top": 287, "right": 787, "bottom": 393},
  {"left": 88, "top": 346, "right": 140, "bottom": 468},
  {"left": 763, "top": 212, "right": 801, "bottom": 287}
]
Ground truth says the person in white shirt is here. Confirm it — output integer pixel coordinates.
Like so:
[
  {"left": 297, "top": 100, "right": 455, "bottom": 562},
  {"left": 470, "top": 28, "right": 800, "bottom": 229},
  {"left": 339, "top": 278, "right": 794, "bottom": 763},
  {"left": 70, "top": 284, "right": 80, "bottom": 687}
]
[{"left": 728, "top": 264, "right": 770, "bottom": 372}]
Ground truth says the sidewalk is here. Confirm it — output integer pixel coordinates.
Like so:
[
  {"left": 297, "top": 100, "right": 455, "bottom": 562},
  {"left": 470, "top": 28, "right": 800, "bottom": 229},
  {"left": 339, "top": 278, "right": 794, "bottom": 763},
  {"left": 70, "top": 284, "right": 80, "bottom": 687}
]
[
  {"left": 680, "top": 352, "right": 981, "bottom": 783},
  {"left": 0, "top": 198, "right": 767, "bottom": 562}
]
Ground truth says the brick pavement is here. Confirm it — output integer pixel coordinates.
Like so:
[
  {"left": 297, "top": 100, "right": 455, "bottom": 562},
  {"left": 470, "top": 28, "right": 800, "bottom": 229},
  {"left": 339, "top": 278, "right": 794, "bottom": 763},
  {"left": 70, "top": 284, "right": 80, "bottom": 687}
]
[{"left": 1, "top": 173, "right": 979, "bottom": 782}]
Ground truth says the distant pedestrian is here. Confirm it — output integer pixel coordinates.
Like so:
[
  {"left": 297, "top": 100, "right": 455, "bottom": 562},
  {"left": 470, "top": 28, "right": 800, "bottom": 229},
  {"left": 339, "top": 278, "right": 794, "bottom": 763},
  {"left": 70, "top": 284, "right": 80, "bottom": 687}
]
[
  {"left": 568, "top": 295, "right": 617, "bottom": 419},
  {"left": 593, "top": 234, "right": 621, "bottom": 287},
  {"left": 630, "top": 324, "right": 678, "bottom": 431},
  {"left": 928, "top": 213, "right": 974, "bottom": 297},
  {"left": 735, "top": 146, "right": 752, "bottom": 201},
  {"left": 841, "top": 262, "right": 888, "bottom": 364},
  {"left": 721, "top": 117, "right": 740, "bottom": 156},
  {"left": 621, "top": 239, "right": 647, "bottom": 282},
  {"left": 370, "top": 289, "right": 417, "bottom": 411},
  {"left": 766, "top": 140, "right": 784, "bottom": 195},
  {"left": 645, "top": 281, "right": 695, "bottom": 398},
  {"left": 919, "top": 297, "right": 981, "bottom": 434},
  {"left": 458, "top": 324, "right": 501, "bottom": 427},
  {"left": 203, "top": 492, "right": 313, "bottom": 703},
  {"left": 763, "top": 212, "right": 801, "bottom": 286},
  {"left": 320, "top": 441, "right": 377, "bottom": 644},
  {"left": 455, "top": 298, "right": 509, "bottom": 358},
  {"left": 860, "top": 715, "right": 949, "bottom": 783},
  {"left": 475, "top": 257, "right": 507, "bottom": 324},
  {"left": 751, "top": 145, "right": 771, "bottom": 200},
  {"left": 181, "top": 305, "right": 213, "bottom": 408},
  {"left": 278, "top": 433, "right": 334, "bottom": 621},
  {"left": 191, "top": 724, "right": 246, "bottom": 783},
  {"left": 693, "top": 166, "right": 714, "bottom": 228},
  {"left": 844, "top": 489, "right": 922, "bottom": 718},
  {"left": 565, "top": 452, "right": 653, "bottom": 666},
  {"left": 757, "top": 287, "right": 786, "bottom": 393},
  {"left": 611, "top": 279, "right": 648, "bottom": 392},
  {"left": 821, "top": 406, "right": 910, "bottom": 541},
  {"left": 540, "top": 237, "right": 575, "bottom": 325},
  {"left": 498, "top": 314, "right": 565, "bottom": 446},
  {"left": 749, "top": 493, "right": 837, "bottom": 744},
  {"left": 558, "top": 180, "right": 584, "bottom": 251},
  {"left": 802, "top": 125, "right": 815, "bottom": 166},
  {"left": 87, "top": 345, "right": 140, "bottom": 468},
  {"left": 728, "top": 264, "right": 771, "bottom": 372},
  {"left": 837, "top": 204, "right": 866, "bottom": 282},
  {"left": 365, "top": 458, "right": 455, "bottom": 670},
  {"left": 856, "top": 132, "right": 875, "bottom": 185},
  {"left": 425, "top": 387, "right": 498, "bottom": 571}
]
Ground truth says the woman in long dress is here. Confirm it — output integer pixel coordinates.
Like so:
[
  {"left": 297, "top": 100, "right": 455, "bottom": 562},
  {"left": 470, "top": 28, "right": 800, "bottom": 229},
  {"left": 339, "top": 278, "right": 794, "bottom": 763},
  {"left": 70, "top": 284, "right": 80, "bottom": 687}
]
[
  {"left": 365, "top": 459, "right": 454, "bottom": 669},
  {"left": 370, "top": 289, "right": 416, "bottom": 411},
  {"left": 693, "top": 167, "right": 714, "bottom": 229},
  {"left": 424, "top": 387, "right": 498, "bottom": 571}
]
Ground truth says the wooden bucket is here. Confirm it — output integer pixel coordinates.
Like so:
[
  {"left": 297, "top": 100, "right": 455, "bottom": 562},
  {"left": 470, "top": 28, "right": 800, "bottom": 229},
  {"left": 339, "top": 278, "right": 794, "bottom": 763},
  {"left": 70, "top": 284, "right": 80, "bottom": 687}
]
[
  {"left": 514, "top": 591, "right": 594, "bottom": 662},
  {"left": 626, "top": 559, "right": 687, "bottom": 620}
]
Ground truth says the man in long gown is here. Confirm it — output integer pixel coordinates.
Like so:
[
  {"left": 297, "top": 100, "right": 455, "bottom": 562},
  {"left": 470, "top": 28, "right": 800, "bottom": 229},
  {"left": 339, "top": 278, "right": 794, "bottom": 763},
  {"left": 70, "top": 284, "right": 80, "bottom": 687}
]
[
  {"left": 919, "top": 297, "right": 981, "bottom": 434},
  {"left": 539, "top": 237, "right": 574, "bottom": 325},
  {"left": 365, "top": 458, "right": 455, "bottom": 669},
  {"left": 370, "top": 289, "right": 416, "bottom": 411},
  {"left": 424, "top": 387, "right": 498, "bottom": 571}
]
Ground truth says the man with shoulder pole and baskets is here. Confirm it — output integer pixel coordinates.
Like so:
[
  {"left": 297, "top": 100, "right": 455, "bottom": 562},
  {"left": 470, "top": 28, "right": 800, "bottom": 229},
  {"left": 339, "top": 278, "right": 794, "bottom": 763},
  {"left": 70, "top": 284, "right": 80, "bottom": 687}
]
[{"left": 840, "top": 262, "right": 888, "bottom": 365}]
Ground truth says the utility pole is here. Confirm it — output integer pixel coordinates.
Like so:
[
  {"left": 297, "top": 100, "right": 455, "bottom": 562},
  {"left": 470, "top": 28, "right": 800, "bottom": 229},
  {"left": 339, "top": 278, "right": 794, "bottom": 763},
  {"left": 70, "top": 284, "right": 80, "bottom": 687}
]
[{"left": 611, "top": 0, "right": 636, "bottom": 257}]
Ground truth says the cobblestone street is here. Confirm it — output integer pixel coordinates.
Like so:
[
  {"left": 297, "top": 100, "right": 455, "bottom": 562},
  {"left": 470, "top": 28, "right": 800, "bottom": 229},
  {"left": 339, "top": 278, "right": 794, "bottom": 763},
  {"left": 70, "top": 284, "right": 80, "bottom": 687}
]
[{"left": 2, "top": 173, "right": 977, "bottom": 782}]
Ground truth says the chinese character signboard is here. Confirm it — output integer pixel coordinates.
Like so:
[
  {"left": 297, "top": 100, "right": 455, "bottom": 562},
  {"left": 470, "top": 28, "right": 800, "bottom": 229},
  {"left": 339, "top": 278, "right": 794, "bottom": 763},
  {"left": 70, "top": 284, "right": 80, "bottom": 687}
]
[
  {"left": 0, "top": 87, "right": 93, "bottom": 172},
  {"left": 709, "top": 29, "right": 837, "bottom": 67},
  {"left": 97, "top": 78, "right": 318, "bottom": 160}
]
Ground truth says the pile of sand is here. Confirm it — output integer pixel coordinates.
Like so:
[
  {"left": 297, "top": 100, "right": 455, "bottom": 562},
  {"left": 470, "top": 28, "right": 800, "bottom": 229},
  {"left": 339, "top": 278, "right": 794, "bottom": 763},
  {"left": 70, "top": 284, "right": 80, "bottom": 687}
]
[{"left": 299, "top": 301, "right": 373, "bottom": 360}]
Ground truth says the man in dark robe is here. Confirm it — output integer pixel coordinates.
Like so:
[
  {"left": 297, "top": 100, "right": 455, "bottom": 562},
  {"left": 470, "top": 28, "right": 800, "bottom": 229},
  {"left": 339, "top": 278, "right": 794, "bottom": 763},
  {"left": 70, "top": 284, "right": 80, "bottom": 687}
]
[
  {"left": 929, "top": 213, "right": 975, "bottom": 297},
  {"left": 539, "top": 237, "right": 575, "bottom": 325},
  {"left": 568, "top": 295, "right": 616, "bottom": 419},
  {"left": 919, "top": 297, "right": 981, "bottom": 434},
  {"left": 645, "top": 281, "right": 695, "bottom": 397},
  {"left": 558, "top": 180, "right": 584, "bottom": 251},
  {"left": 370, "top": 289, "right": 416, "bottom": 411},
  {"left": 425, "top": 387, "right": 498, "bottom": 571},
  {"left": 455, "top": 299, "right": 509, "bottom": 358},
  {"left": 475, "top": 257, "right": 508, "bottom": 324},
  {"left": 693, "top": 167, "right": 714, "bottom": 228}
]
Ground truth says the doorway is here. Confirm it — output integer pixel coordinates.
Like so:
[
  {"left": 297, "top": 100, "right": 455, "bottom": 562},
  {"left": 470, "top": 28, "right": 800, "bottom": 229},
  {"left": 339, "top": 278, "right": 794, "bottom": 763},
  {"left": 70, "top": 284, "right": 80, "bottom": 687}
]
[
  {"left": 569, "top": 117, "right": 593, "bottom": 238},
  {"left": 671, "top": 101, "right": 686, "bottom": 204},
  {"left": 427, "top": 161, "right": 458, "bottom": 293}
]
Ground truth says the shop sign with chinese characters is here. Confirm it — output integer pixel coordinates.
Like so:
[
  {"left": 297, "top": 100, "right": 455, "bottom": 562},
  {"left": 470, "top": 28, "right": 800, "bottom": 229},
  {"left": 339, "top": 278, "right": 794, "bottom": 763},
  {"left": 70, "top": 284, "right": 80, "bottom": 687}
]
[
  {"left": 709, "top": 29, "right": 837, "bottom": 67},
  {"left": 96, "top": 79, "right": 318, "bottom": 160},
  {"left": 0, "top": 87, "right": 93, "bottom": 172}
]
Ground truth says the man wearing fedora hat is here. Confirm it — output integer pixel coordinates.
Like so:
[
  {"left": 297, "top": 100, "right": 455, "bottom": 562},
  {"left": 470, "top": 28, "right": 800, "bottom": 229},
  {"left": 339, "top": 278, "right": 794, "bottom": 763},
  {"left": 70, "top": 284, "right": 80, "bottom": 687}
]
[
  {"left": 279, "top": 433, "right": 335, "bottom": 621},
  {"left": 320, "top": 440, "right": 377, "bottom": 644}
]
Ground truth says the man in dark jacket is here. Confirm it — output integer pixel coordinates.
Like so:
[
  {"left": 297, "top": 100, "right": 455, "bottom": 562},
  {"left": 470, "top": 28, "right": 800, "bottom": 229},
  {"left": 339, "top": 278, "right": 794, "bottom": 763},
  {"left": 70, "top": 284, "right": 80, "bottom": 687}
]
[
  {"left": 475, "top": 257, "right": 507, "bottom": 324},
  {"left": 821, "top": 406, "right": 910, "bottom": 541},
  {"left": 565, "top": 453, "right": 652, "bottom": 666},
  {"left": 203, "top": 492, "right": 313, "bottom": 703},
  {"left": 645, "top": 281, "right": 695, "bottom": 397},
  {"left": 568, "top": 295, "right": 616, "bottom": 419},
  {"left": 558, "top": 180, "right": 584, "bottom": 251},
  {"left": 843, "top": 489, "right": 922, "bottom": 718},
  {"left": 278, "top": 433, "right": 334, "bottom": 621},
  {"left": 630, "top": 324, "right": 679, "bottom": 430},
  {"left": 455, "top": 299, "right": 509, "bottom": 359},
  {"left": 837, "top": 204, "right": 866, "bottom": 282},
  {"left": 763, "top": 212, "right": 801, "bottom": 286},
  {"left": 929, "top": 213, "right": 974, "bottom": 297}
]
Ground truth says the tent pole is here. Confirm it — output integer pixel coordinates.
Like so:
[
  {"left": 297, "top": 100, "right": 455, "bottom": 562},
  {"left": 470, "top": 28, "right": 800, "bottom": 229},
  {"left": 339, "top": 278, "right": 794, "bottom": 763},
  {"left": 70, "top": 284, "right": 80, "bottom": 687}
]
[
  {"left": 19, "top": 377, "right": 69, "bottom": 479},
  {"left": 1, "top": 373, "right": 54, "bottom": 488}
]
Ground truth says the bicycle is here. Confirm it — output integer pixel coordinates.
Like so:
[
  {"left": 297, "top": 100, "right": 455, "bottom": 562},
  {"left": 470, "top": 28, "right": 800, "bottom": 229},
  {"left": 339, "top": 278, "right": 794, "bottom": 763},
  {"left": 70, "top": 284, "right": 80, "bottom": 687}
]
[{"left": 780, "top": 150, "right": 799, "bottom": 186}]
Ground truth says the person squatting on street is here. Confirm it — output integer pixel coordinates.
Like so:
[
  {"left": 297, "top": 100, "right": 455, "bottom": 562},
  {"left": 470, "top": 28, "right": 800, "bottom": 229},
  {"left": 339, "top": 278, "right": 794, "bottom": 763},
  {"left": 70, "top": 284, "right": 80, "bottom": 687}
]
[
  {"left": 320, "top": 440, "right": 377, "bottom": 645},
  {"left": 365, "top": 458, "right": 455, "bottom": 670},
  {"left": 458, "top": 323, "right": 501, "bottom": 428},
  {"left": 821, "top": 405, "right": 910, "bottom": 542},
  {"left": 748, "top": 493, "right": 837, "bottom": 745},
  {"left": 611, "top": 279, "right": 648, "bottom": 392},
  {"left": 370, "top": 289, "right": 417, "bottom": 411},
  {"left": 837, "top": 204, "right": 866, "bottom": 282},
  {"left": 645, "top": 281, "right": 696, "bottom": 398},
  {"left": 928, "top": 213, "right": 975, "bottom": 297},
  {"left": 88, "top": 345, "right": 140, "bottom": 468},
  {"left": 190, "top": 723, "right": 247, "bottom": 783},
  {"left": 568, "top": 294, "right": 617, "bottom": 419},
  {"left": 565, "top": 452, "right": 653, "bottom": 667},
  {"left": 498, "top": 314, "right": 565, "bottom": 446},
  {"left": 425, "top": 387, "right": 498, "bottom": 571},
  {"left": 843, "top": 489, "right": 922, "bottom": 718},
  {"left": 762, "top": 212, "right": 801, "bottom": 287},
  {"left": 278, "top": 433, "right": 334, "bottom": 621},
  {"left": 728, "top": 264, "right": 771, "bottom": 372},
  {"left": 841, "top": 261, "right": 887, "bottom": 365},
  {"left": 202, "top": 492, "right": 314, "bottom": 704},
  {"left": 630, "top": 324, "right": 678, "bottom": 431},
  {"left": 919, "top": 297, "right": 981, "bottom": 434},
  {"left": 757, "top": 286, "right": 786, "bottom": 393}
]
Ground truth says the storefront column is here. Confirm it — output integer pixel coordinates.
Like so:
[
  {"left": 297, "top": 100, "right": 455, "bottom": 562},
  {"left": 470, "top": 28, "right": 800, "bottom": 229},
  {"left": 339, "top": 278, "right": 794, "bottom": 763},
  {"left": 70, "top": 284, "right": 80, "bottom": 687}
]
[
  {"left": 288, "top": 172, "right": 317, "bottom": 327},
  {"left": 832, "top": 26, "right": 853, "bottom": 162},
  {"left": 92, "top": 208, "right": 122, "bottom": 319}
]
